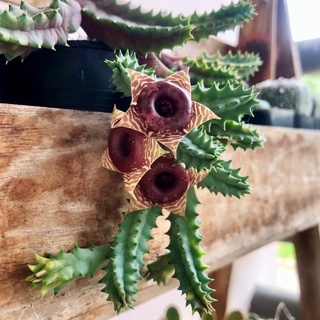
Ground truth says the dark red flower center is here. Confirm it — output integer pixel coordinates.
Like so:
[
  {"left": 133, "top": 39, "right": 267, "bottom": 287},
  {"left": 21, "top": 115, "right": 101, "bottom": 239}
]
[
  {"left": 155, "top": 98, "right": 176, "bottom": 117},
  {"left": 108, "top": 127, "right": 145, "bottom": 172},
  {"left": 138, "top": 155, "right": 189, "bottom": 205},
  {"left": 137, "top": 81, "right": 193, "bottom": 133}
]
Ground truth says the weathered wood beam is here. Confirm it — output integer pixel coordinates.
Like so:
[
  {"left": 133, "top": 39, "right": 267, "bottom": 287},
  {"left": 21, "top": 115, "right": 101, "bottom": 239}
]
[
  {"left": 1, "top": 104, "right": 320, "bottom": 319},
  {"left": 292, "top": 226, "right": 320, "bottom": 320}
]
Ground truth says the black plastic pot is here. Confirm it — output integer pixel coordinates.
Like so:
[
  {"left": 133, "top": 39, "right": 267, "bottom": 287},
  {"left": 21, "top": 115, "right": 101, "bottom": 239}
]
[
  {"left": 246, "top": 108, "right": 319, "bottom": 130},
  {"left": 0, "top": 41, "right": 130, "bottom": 112},
  {"left": 245, "top": 108, "right": 295, "bottom": 128},
  {"left": 294, "top": 113, "right": 315, "bottom": 129}
]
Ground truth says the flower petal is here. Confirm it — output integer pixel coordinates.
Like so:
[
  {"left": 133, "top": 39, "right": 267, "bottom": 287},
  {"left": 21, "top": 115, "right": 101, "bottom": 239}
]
[
  {"left": 116, "top": 73, "right": 219, "bottom": 156},
  {"left": 122, "top": 136, "right": 167, "bottom": 196},
  {"left": 102, "top": 108, "right": 167, "bottom": 196},
  {"left": 129, "top": 69, "right": 155, "bottom": 107},
  {"left": 128, "top": 185, "right": 189, "bottom": 216},
  {"left": 164, "top": 68, "right": 191, "bottom": 93},
  {"left": 148, "top": 101, "right": 219, "bottom": 156},
  {"left": 127, "top": 158, "right": 209, "bottom": 217}
]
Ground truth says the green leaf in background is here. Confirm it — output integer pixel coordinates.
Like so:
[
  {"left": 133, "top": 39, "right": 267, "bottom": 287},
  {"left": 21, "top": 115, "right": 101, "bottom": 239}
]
[{"left": 165, "top": 306, "right": 181, "bottom": 320}]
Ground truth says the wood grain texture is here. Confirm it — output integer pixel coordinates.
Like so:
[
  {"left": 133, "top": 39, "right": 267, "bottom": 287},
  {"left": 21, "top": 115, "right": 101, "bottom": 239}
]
[{"left": 1, "top": 104, "right": 320, "bottom": 319}]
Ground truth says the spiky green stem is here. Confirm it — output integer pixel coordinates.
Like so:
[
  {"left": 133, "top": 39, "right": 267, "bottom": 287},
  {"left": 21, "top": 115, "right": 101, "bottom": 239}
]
[
  {"left": 26, "top": 244, "right": 110, "bottom": 297},
  {"left": 167, "top": 187, "right": 215, "bottom": 317},
  {"left": 191, "top": 81, "right": 258, "bottom": 128},
  {"left": 197, "top": 160, "right": 250, "bottom": 198},
  {"left": 105, "top": 50, "right": 156, "bottom": 97},
  {"left": 146, "top": 253, "right": 174, "bottom": 286},
  {"left": 208, "top": 120, "right": 265, "bottom": 151},
  {"left": 190, "top": 1, "right": 255, "bottom": 41},
  {"left": 0, "top": 0, "right": 81, "bottom": 61},
  {"left": 79, "top": 0, "right": 193, "bottom": 53},
  {"left": 184, "top": 51, "right": 262, "bottom": 85},
  {"left": 177, "top": 126, "right": 226, "bottom": 171},
  {"left": 100, "top": 206, "right": 162, "bottom": 313}
]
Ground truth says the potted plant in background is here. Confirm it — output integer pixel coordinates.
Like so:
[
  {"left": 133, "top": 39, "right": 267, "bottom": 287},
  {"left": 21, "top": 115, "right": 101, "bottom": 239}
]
[
  {"left": 0, "top": 0, "right": 266, "bottom": 318},
  {"left": 245, "top": 77, "right": 320, "bottom": 130},
  {"left": 0, "top": 0, "right": 260, "bottom": 111}
]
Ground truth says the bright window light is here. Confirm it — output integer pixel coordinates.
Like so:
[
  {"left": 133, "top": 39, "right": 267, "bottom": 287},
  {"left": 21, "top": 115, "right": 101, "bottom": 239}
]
[{"left": 287, "top": 0, "right": 320, "bottom": 41}]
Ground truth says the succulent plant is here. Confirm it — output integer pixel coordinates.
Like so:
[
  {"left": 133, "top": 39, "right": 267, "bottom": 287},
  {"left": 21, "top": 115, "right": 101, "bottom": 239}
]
[
  {"left": 26, "top": 49, "right": 265, "bottom": 317},
  {"left": 0, "top": 0, "right": 82, "bottom": 61},
  {"left": 254, "top": 77, "right": 314, "bottom": 116},
  {"left": 0, "top": 0, "right": 256, "bottom": 61},
  {"left": 13, "top": 0, "right": 267, "bottom": 318}
]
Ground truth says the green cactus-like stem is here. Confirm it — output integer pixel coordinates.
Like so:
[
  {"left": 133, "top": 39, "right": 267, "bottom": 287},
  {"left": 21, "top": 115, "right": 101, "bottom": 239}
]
[
  {"left": 26, "top": 244, "right": 110, "bottom": 297},
  {"left": 184, "top": 51, "right": 262, "bottom": 85},
  {"left": 190, "top": 1, "right": 255, "bottom": 41},
  {"left": 105, "top": 50, "right": 156, "bottom": 97},
  {"left": 146, "top": 253, "right": 174, "bottom": 286},
  {"left": 100, "top": 206, "right": 162, "bottom": 313},
  {"left": 0, "top": 0, "right": 81, "bottom": 61},
  {"left": 79, "top": 0, "right": 193, "bottom": 53},
  {"left": 78, "top": 0, "right": 255, "bottom": 54},
  {"left": 177, "top": 126, "right": 226, "bottom": 172},
  {"left": 198, "top": 160, "right": 250, "bottom": 198},
  {"left": 254, "top": 77, "right": 314, "bottom": 116},
  {"left": 208, "top": 120, "right": 265, "bottom": 151},
  {"left": 167, "top": 187, "right": 215, "bottom": 317},
  {"left": 191, "top": 81, "right": 258, "bottom": 128}
]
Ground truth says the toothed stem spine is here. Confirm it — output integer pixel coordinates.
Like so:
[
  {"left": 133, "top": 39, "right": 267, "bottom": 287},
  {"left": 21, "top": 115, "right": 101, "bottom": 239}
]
[{"left": 100, "top": 207, "right": 162, "bottom": 312}]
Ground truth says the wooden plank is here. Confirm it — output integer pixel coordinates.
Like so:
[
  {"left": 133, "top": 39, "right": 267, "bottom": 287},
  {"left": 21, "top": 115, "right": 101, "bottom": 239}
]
[
  {"left": 1, "top": 104, "right": 320, "bottom": 319},
  {"left": 0, "top": 104, "right": 128, "bottom": 319},
  {"left": 292, "top": 226, "right": 320, "bottom": 320},
  {"left": 199, "top": 125, "right": 320, "bottom": 270}
]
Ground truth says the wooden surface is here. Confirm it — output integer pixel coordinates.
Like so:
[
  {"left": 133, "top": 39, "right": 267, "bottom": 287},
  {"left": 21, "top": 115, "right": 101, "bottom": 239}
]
[
  {"left": 1, "top": 104, "right": 320, "bottom": 319},
  {"left": 292, "top": 226, "right": 320, "bottom": 320}
]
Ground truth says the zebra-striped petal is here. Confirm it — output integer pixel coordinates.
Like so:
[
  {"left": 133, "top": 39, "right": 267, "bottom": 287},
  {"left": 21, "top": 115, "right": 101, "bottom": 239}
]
[{"left": 115, "top": 69, "right": 219, "bottom": 156}]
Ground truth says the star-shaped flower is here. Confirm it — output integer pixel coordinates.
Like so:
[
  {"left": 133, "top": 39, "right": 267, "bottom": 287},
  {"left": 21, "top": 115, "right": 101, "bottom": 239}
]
[
  {"left": 102, "top": 69, "right": 218, "bottom": 216},
  {"left": 127, "top": 154, "right": 208, "bottom": 216},
  {"left": 102, "top": 109, "right": 167, "bottom": 196},
  {"left": 114, "top": 68, "right": 219, "bottom": 156}
]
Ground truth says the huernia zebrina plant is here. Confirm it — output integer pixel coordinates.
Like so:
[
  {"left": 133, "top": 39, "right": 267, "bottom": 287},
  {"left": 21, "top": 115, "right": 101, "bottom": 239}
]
[{"left": 0, "top": 0, "right": 264, "bottom": 317}]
